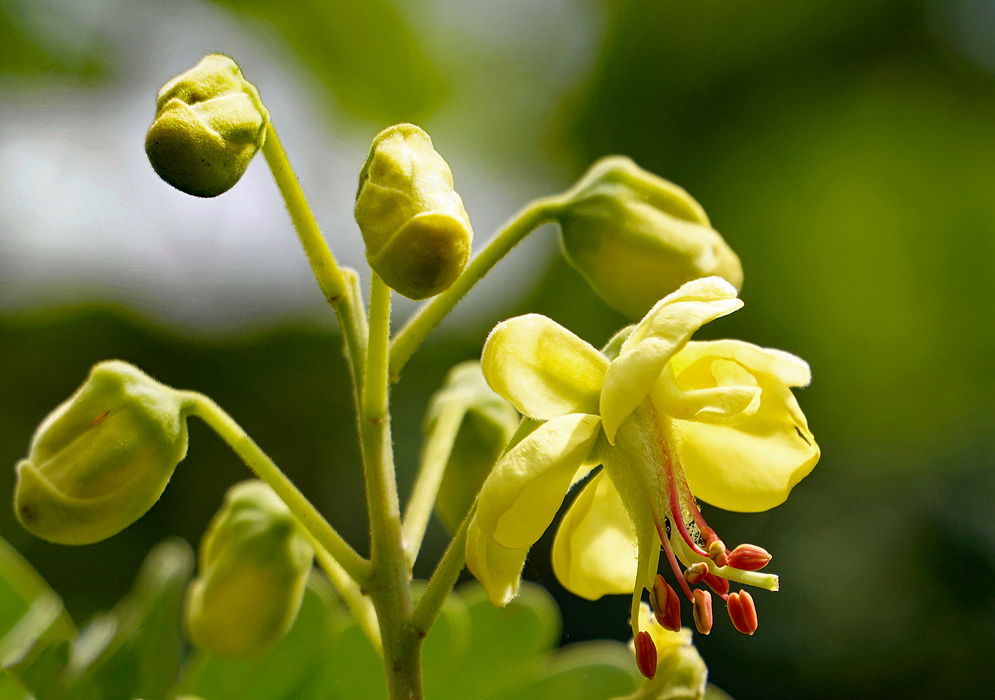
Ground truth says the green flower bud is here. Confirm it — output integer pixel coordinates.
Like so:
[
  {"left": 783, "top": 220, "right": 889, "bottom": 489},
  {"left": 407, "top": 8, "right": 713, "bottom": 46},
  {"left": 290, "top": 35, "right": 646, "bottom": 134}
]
[
  {"left": 14, "top": 361, "right": 189, "bottom": 545},
  {"left": 429, "top": 362, "right": 519, "bottom": 533},
  {"left": 555, "top": 156, "right": 743, "bottom": 319},
  {"left": 355, "top": 123, "right": 474, "bottom": 300},
  {"left": 146, "top": 54, "right": 269, "bottom": 197},
  {"left": 185, "top": 480, "right": 314, "bottom": 659}
]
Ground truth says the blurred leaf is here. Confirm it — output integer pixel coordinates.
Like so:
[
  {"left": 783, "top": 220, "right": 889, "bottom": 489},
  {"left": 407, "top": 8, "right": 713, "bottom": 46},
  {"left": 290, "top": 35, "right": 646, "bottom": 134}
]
[
  {"left": 1, "top": 593, "right": 73, "bottom": 700},
  {"left": 0, "top": 536, "right": 75, "bottom": 642},
  {"left": 191, "top": 572, "right": 348, "bottom": 700},
  {"left": 492, "top": 641, "right": 640, "bottom": 700},
  {"left": 424, "top": 582, "right": 561, "bottom": 700},
  {"left": 76, "top": 538, "right": 194, "bottom": 700},
  {"left": 0, "top": 674, "right": 27, "bottom": 700},
  {"left": 2, "top": 539, "right": 193, "bottom": 700}
]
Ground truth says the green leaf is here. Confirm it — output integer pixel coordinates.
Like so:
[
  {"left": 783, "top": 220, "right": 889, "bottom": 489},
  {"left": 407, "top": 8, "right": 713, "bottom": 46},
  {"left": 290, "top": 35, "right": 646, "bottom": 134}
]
[
  {"left": 2, "top": 538, "right": 193, "bottom": 700},
  {"left": 190, "top": 571, "right": 348, "bottom": 700},
  {"left": 74, "top": 538, "right": 194, "bottom": 700},
  {"left": 496, "top": 641, "right": 641, "bottom": 700},
  {"left": 0, "top": 536, "right": 75, "bottom": 642},
  {"left": 421, "top": 581, "right": 561, "bottom": 700},
  {"left": 1, "top": 593, "right": 73, "bottom": 700}
]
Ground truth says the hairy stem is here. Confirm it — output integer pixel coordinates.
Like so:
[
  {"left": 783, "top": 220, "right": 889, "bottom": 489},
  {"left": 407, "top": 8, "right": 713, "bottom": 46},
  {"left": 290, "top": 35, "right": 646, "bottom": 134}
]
[
  {"left": 389, "top": 196, "right": 562, "bottom": 379},
  {"left": 183, "top": 392, "right": 372, "bottom": 586}
]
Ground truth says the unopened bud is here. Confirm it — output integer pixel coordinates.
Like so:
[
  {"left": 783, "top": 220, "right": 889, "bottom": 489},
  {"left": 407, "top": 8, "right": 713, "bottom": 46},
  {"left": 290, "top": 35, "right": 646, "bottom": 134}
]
[
  {"left": 555, "top": 156, "right": 743, "bottom": 319},
  {"left": 146, "top": 54, "right": 269, "bottom": 197},
  {"left": 727, "top": 590, "right": 758, "bottom": 636},
  {"left": 355, "top": 123, "right": 473, "bottom": 300},
  {"left": 727, "top": 543, "right": 772, "bottom": 571},
  {"left": 692, "top": 589, "right": 713, "bottom": 635},
  {"left": 14, "top": 361, "right": 189, "bottom": 545},
  {"left": 683, "top": 562, "right": 708, "bottom": 585},
  {"left": 430, "top": 362, "right": 519, "bottom": 534},
  {"left": 634, "top": 630, "right": 657, "bottom": 679},
  {"left": 185, "top": 480, "right": 314, "bottom": 659},
  {"left": 649, "top": 574, "right": 682, "bottom": 632}
]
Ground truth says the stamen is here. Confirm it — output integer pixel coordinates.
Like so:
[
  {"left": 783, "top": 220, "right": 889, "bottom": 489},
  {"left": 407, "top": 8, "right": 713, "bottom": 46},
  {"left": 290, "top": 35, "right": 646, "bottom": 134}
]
[
  {"left": 728, "top": 544, "right": 772, "bottom": 571},
  {"left": 692, "top": 590, "right": 713, "bottom": 635},
  {"left": 634, "top": 631, "right": 657, "bottom": 679},
  {"left": 649, "top": 574, "right": 682, "bottom": 632},
  {"left": 727, "top": 591, "right": 759, "bottom": 635},
  {"left": 664, "top": 457, "right": 711, "bottom": 559},
  {"left": 708, "top": 540, "right": 729, "bottom": 568},
  {"left": 683, "top": 562, "right": 708, "bottom": 584},
  {"left": 702, "top": 572, "right": 730, "bottom": 599},
  {"left": 655, "top": 518, "right": 694, "bottom": 601},
  {"left": 670, "top": 526, "right": 780, "bottom": 592}
]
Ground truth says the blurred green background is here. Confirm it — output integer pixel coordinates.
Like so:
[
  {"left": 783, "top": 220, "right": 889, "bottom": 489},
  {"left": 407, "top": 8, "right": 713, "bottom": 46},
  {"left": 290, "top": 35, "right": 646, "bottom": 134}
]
[{"left": 2, "top": 0, "right": 995, "bottom": 698}]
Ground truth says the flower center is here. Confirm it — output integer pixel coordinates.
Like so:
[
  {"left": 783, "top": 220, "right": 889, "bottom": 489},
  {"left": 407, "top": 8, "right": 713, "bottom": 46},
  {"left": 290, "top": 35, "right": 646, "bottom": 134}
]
[{"left": 603, "top": 400, "right": 780, "bottom": 676}]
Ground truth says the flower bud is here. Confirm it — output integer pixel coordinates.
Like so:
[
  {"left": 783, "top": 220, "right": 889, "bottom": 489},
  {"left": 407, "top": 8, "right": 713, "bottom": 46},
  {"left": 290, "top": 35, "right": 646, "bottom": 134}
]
[
  {"left": 14, "top": 361, "right": 189, "bottom": 545},
  {"left": 146, "top": 54, "right": 269, "bottom": 197},
  {"left": 429, "top": 362, "right": 519, "bottom": 534},
  {"left": 555, "top": 156, "right": 743, "bottom": 319},
  {"left": 355, "top": 123, "right": 473, "bottom": 299},
  {"left": 185, "top": 480, "right": 314, "bottom": 659}
]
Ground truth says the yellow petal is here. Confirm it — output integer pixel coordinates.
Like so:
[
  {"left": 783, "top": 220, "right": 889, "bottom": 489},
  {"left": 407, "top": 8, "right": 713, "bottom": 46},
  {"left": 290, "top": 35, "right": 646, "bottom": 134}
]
[
  {"left": 651, "top": 364, "right": 761, "bottom": 426},
  {"left": 465, "top": 518, "right": 532, "bottom": 606},
  {"left": 635, "top": 602, "right": 693, "bottom": 652},
  {"left": 475, "top": 413, "right": 601, "bottom": 550},
  {"left": 552, "top": 471, "right": 638, "bottom": 600},
  {"left": 671, "top": 348, "right": 819, "bottom": 512},
  {"left": 482, "top": 314, "right": 608, "bottom": 419},
  {"left": 671, "top": 340, "right": 811, "bottom": 387},
  {"left": 601, "top": 277, "right": 742, "bottom": 443}
]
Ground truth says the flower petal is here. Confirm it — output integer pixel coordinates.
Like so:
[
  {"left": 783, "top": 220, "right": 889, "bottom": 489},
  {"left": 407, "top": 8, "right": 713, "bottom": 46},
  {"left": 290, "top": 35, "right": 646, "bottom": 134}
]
[
  {"left": 601, "top": 277, "right": 742, "bottom": 443},
  {"left": 670, "top": 347, "right": 819, "bottom": 512},
  {"left": 482, "top": 314, "right": 608, "bottom": 419},
  {"left": 465, "top": 520, "right": 532, "bottom": 606},
  {"left": 552, "top": 471, "right": 638, "bottom": 600},
  {"left": 671, "top": 340, "right": 811, "bottom": 387},
  {"left": 474, "top": 413, "right": 602, "bottom": 550},
  {"left": 652, "top": 364, "right": 761, "bottom": 426}
]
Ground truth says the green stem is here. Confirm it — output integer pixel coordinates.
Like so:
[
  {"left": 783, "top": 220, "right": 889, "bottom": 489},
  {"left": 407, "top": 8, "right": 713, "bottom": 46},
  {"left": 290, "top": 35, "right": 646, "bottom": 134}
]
[
  {"left": 261, "top": 123, "right": 368, "bottom": 397},
  {"left": 184, "top": 392, "right": 372, "bottom": 586},
  {"left": 310, "top": 539, "right": 383, "bottom": 656},
  {"left": 361, "top": 274, "right": 423, "bottom": 700},
  {"left": 262, "top": 123, "right": 346, "bottom": 302},
  {"left": 410, "top": 503, "right": 473, "bottom": 636},
  {"left": 388, "top": 196, "right": 563, "bottom": 380},
  {"left": 401, "top": 399, "right": 467, "bottom": 570}
]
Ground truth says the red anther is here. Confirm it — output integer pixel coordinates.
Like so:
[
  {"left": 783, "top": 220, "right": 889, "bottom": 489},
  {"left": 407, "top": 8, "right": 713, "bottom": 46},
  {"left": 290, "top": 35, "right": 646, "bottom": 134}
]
[
  {"left": 692, "top": 589, "right": 713, "bottom": 635},
  {"left": 727, "top": 590, "right": 758, "bottom": 635},
  {"left": 727, "top": 544, "right": 772, "bottom": 571},
  {"left": 702, "top": 572, "right": 730, "bottom": 599},
  {"left": 683, "top": 562, "right": 708, "bottom": 585},
  {"left": 708, "top": 539, "right": 729, "bottom": 567},
  {"left": 649, "top": 574, "right": 682, "bottom": 632},
  {"left": 634, "top": 630, "right": 658, "bottom": 679}
]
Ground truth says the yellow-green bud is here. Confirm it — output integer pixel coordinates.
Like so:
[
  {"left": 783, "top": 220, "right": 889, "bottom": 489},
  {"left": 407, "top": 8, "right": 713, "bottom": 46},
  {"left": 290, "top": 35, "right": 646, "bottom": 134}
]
[
  {"left": 429, "top": 362, "right": 519, "bottom": 533},
  {"left": 14, "top": 361, "right": 189, "bottom": 545},
  {"left": 185, "top": 480, "right": 314, "bottom": 659},
  {"left": 355, "top": 123, "right": 474, "bottom": 300},
  {"left": 146, "top": 54, "right": 269, "bottom": 198},
  {"left": 555, "top": 156, "right": 743, "bottom": 319}
]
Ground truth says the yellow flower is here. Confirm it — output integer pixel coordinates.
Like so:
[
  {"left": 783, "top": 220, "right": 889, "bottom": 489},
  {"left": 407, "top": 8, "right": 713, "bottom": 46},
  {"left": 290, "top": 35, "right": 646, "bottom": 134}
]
[{"left": 465, "top": 277, "right": 819, "bottom": 672}]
